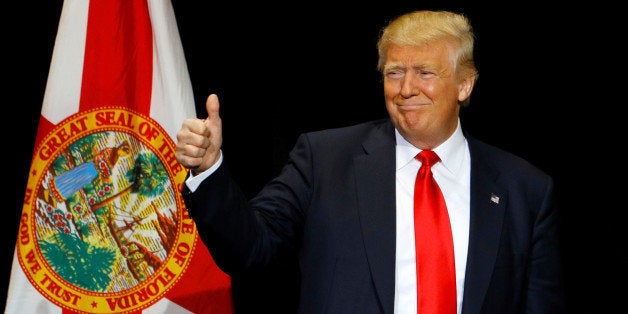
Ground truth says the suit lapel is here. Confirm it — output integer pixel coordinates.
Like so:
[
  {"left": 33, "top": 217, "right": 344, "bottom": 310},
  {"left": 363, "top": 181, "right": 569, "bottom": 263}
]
[
  {"left": 461, "top": 138, "right": 507, "bottom": 314},
  {"left": 354, "top": 121, "right": 397, "bottom": 314}
]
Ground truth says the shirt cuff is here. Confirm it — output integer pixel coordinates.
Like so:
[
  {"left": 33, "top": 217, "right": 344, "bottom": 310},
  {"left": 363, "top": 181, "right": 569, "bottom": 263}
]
[{"left": 184, "top": 150, "right": 223, "bottom": 192}]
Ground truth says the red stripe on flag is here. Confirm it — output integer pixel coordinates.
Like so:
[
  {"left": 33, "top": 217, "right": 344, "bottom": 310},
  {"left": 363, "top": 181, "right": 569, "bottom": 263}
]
[
  {"left": 165, "top": 234, "right": 234, "bottom": 313},
  {"left": 80, "top": 0, "right": 152, "bottom": 113},
  {"left": 33, "top": 116, "right": 55, "bottom": 154}
]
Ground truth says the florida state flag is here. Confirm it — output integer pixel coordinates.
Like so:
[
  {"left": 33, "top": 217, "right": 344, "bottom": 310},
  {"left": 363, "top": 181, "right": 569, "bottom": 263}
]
[{"left": 4, "top": 0, "right": 233, "bottom": 313}]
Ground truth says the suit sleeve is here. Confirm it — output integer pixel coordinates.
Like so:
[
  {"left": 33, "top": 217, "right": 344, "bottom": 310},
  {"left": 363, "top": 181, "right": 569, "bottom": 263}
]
[
  {"left": 525, "top": 176, "right": 565, "bottom": 313},
  {"left": 182, "top": 134, "right": 313, "bottom": 275}
]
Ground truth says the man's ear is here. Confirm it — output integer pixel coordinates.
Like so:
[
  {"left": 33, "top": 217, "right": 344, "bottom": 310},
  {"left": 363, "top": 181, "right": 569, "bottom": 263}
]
[{"left": 458, "top": 74, "right": 476, "bottom": 103}]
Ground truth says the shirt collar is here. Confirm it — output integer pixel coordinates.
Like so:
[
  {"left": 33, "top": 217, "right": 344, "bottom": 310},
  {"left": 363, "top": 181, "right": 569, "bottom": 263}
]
[{"left": 395, "top": 118, "right": 467, "bottom": 174}]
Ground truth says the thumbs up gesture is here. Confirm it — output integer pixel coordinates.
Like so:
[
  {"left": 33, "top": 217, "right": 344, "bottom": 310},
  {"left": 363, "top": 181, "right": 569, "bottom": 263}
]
[{"left": 175, "top": 94, "right": 223, "bottom": 175}]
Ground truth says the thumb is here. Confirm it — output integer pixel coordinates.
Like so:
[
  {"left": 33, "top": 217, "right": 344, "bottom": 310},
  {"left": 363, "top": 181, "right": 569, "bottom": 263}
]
[{"left": 205, "top": 93, "right": 221, "bottom": 123}]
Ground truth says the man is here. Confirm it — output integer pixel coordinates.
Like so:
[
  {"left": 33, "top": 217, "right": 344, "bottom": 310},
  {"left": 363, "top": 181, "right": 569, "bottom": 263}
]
[{"left": 175, "top": 10, "right": 565, "bottom": 313}]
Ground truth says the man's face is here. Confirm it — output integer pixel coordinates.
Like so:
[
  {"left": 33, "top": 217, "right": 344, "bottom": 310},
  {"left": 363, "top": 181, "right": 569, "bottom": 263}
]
[{"left": 383, "top": 42, "right": 470, "bottom": 149}]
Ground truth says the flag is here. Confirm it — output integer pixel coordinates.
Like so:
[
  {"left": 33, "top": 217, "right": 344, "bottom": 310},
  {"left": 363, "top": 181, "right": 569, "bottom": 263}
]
[{"left": 5, "top": 0, "right": 233, "bottom": 313}]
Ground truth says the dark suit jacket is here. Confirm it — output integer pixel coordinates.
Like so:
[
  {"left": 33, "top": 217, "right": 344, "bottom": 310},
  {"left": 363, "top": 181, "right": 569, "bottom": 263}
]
[{"left": 183, "top": 119, "right": 565, "bottom": 314}]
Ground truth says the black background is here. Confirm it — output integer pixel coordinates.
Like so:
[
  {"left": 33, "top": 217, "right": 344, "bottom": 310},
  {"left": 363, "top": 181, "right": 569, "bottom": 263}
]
[{"left": 3, "top": 1, "right": 624, "bottom": 313}]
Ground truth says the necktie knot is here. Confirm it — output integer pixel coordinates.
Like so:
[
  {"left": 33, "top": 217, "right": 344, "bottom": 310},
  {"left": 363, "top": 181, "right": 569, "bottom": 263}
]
[{"left": 416, "top": 150, "right": 440, "bottom": 168}]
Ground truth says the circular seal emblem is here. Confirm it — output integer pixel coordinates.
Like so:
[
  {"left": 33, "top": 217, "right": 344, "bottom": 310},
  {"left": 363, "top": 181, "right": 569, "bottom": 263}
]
[{"left": 16, "top": 108, "right": 196, "bottom": 313}]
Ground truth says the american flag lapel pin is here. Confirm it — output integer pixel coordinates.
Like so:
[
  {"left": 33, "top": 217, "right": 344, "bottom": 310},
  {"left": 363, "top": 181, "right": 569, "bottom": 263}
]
[{"left": 490, "top": 194, "right": 500, "bottom": 204}]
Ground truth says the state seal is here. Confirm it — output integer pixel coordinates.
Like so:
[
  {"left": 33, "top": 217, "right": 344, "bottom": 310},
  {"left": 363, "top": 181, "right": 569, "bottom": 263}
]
[{"left": 16, "top": 107, "right": 196, "bottom": 313}]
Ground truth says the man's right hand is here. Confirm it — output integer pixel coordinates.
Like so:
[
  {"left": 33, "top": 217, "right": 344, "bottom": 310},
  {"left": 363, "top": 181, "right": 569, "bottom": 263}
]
[{"left": 175, "top": 94, "right": 223, "bottom": 175}]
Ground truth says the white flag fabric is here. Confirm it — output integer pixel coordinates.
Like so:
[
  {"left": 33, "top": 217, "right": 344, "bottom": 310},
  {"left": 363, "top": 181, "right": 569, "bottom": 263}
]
[{"left": 5, "top": 0, "right": 233, "bottom": 313}]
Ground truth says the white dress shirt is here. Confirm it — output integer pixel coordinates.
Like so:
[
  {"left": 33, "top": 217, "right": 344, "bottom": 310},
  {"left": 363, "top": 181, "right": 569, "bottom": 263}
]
[{"left": 394, "top": 120, "right": 470, "bottom": 314}]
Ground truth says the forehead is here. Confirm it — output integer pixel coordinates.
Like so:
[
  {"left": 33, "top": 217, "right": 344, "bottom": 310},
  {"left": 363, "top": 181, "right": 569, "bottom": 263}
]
[{"left": 384, "top": 42, "right": 453, "bottom": 67}]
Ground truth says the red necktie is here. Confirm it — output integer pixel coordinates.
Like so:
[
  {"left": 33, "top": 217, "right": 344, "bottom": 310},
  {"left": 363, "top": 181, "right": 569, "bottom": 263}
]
[{"left": 414, "top": 150, "right": 456, "bottom": 314}]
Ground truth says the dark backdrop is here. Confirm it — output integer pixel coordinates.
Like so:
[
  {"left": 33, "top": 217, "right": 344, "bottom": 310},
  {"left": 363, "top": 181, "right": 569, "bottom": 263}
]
[{"left": 3, "top": 1, "right": 624, "bottom": 313}]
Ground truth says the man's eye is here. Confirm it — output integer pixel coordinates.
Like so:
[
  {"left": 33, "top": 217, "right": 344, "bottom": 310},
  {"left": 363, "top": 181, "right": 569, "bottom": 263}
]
[
  {"left": 385, "top": 71, "right": 404, "bottom": 79},
  {"left": 418, "top": 70, "right": 436, "bottom": 78}
]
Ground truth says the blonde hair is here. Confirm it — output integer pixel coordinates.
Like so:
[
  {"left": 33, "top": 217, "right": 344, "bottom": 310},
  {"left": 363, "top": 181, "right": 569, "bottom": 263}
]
[{"left": 377, "top": 10, "right": 478, "bottom": 82}]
